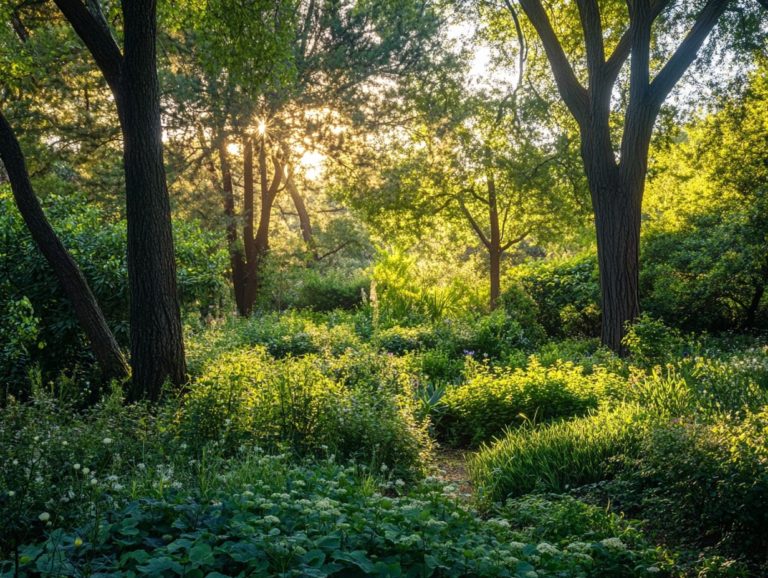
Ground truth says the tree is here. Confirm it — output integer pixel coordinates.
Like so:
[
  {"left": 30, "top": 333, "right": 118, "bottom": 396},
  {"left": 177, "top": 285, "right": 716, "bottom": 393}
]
[
  {"left": 503, "top": 0, "right": 766, "bottom": 351},
  {"left": 0, "top": 109, "right": 130, "bottom": 381},
  {"left": 53, "top": 0, "right": 186, "bottom": 399},
  {"left": 339, "top": 15, "right": 585, "bottom": 311},
  {"left": 166, "top": 0, "right": 444, "bottom": 315}
]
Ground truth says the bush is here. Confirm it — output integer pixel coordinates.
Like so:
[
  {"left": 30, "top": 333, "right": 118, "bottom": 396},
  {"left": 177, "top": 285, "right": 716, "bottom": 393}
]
[
  {"left": 178, "top": 347, "right": 431, "bottom": 479},
  {"left": 0, "top": 190, "right": 228, "bottom": 392},
  {"left": 0, "top": 296, "right": 40, "bottom": 403},
  {"left": 468, "top": 405, "right": 646, "bottom": 503},
  {"left": 293, "top": 269, "right": 369, "bottom": 312},
  {"left": 2, "top": 455, "right": 674, "bottom": 578},
  {"left": 622, "top": 314, "right": 684, "bottom": 367},
  {"left": 374, "top": 324, "right": 437, "bottom": 354},
  {"left": 237, "top": 312, "right": 321, "bottom": 358},
  {"left": 509, "top": 254, "right": 601, "bottom": 338},
  {"left": 438, "top": 359, "right": 622, "bottom": 446},
  {"left": 620, "top": 409, "right": 768, "bottom": 562}
]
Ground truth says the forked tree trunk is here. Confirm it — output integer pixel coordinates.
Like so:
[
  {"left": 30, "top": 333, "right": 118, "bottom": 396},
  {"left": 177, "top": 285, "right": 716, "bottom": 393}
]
[
  {"left": 122, "top": 0, "right": 186, "bottom": 400},
  {"left": 0, "top": 110, "right": 130, "bottom": 381}
]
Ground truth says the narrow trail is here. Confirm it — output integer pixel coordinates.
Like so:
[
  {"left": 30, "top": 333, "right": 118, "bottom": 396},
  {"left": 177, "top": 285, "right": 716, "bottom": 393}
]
[{"left": 435, "top": 448, "right": 474, "bottom": 496}]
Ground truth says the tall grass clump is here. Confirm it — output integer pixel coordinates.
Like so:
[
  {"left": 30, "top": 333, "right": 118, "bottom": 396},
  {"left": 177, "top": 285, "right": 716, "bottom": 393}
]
[{"left": 468, "top": 405, "right": 646, "bottom": 504}]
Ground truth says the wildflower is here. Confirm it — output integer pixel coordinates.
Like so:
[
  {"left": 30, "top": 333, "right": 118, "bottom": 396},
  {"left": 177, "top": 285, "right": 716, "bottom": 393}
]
[
  {"left": 102, "top": 438, "right": 113, "bottom": 445},
  {"left": 82, "top": 467, "right": 90, "bottom": 475},
  {"left": 38, "top": 512, "right": 50, "bottom": 522},
  {"left": 380, "top": 463, "right": 388, "bottom": 472},
  {"left": 7, "top": 491, "right": 14, "bottom": 497},
  {"left": 73, "top": 463, "right": 81, "bottom": 470},
  {"left": 600, "top": 537, "right": 626, "bottom": 550},
  {"left": 536, "top": 542, "right": 559, "bottom": 555},
  {"left": 646, "top": 567, "right": 660, "bottom": 574},
  {"left": 74, "top": 537, "right": 83, "bottom": 548},
  {"left": 263, "top": 515, "right": 281, "bottom": 524},
  {"left": 90, "top": 478, "right": 98, "bottom": 486}
]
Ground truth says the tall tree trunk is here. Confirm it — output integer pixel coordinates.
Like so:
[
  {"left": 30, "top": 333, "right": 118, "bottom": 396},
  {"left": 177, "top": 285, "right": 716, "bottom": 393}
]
[
  {"left": 239, "top": 137, "right": 282, "bottom": 313},
  {"left": 0, "top": 110, "right": 130, "bottom": 381},
  {"left": 591, "top": 180, "right": 641, "bottom": 353},
  {"left": 219, "top": 138, "right": 248, "bottom": 315},
  {"left": 286, "top": 172, "right": 319, "bottom": 260},
  {"left": 55, "top": 0, "right": 187, "bottom": 399},
  {"left": 122, "top": 0, "right": 186, "bottom": 401},
  {"left": 487, "top": 168, "right": 502, "bottom": 311}
]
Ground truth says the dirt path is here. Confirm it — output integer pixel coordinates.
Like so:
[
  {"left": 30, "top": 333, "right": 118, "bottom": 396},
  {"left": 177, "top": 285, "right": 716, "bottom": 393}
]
[{"left": 435, "top": 448, "right": 474, "bottom": 496}]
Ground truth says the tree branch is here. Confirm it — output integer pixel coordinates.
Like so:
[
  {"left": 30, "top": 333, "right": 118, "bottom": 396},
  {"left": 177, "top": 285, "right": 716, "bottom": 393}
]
[
  {"left": 649, "top": 0, "right": 730, "bottom": 108},
  {"left": 459, "top": 199, "right": 491, "bottom": 249},
  {"left": 53, "top": 0, "right": 123, "bottom": 96},
  {"left": 517, "top": 0, "right": 589, "bottom": 123},
  {"left": 575, "top": 0, "right": 605, "bottom": 83}
]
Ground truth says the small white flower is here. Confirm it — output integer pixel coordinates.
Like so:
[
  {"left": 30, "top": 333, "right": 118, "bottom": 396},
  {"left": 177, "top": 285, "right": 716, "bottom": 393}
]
[
  {"left": 601, "top": 537, "right": 626, "bottom": 550},
  {"left": 7, "top": 491, "right": 15, "bottom": 497},
  {"left": 82, "top": 467, "right": 90, "bottom": 475},
  {"left": 102, "top": 438, "right": 113, "bottom": 445},
  {"left": 90, "top": 478, "right": 98, "bottom": 486},
  {"left": 647, "top": 567, "right": 660, "bottom": 574},
  {"left": 38, "top": 512, "right": 50, "bottom": 522},
  {"left": 73, "top": 463, "right": 81, "bottom": 470}
]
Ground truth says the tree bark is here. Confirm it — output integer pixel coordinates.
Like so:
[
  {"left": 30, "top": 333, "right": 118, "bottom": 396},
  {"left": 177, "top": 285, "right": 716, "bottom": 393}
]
[
  {"left": 487, "top": 168, "right": 502, "bottom": 311},
  {"left": 0, "top": 110, "right": 130, "bottom": 381},
  {"left": 219, "top": 137, "right": 248, "bottom": 315},
  {"left": 55, "top": 0, "right": 187, "bottom": 399},
  {"left": 121, "top": 0, "right": 186, "bottom": 400},
  {"left": 286, "top": 172, "right": 319, "bottom": 260}
]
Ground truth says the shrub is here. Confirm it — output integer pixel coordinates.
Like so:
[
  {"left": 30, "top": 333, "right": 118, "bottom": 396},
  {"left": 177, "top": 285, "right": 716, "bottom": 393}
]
[
  {"left": 621, "top": 409, "right": 768, "bottom": 561},
  {"left": 374, "top": 324, "right": 437, "bottom": 354},
  {"left": 461, "top": 309, "right": 542, "bottom": 358},
  {"left": 0, "top": 190, "right": 228, "bottom": 392},
  {"left": 178, "top": 347, "right": 431, "bottom": 479},
  {"left": 237, "top": 312, "right": 320, "bottom": 358},
  {"left": 468, "top": 405, "right": 646, "bottom": 503},
  {"left": 509, "top": 254, "right": 601, "bottom": 338},
  {"left": 293, "top": 269, "right": 369, "bottom": 312},
  {"left": 622, "top": 314, "right": 684, "bottom": 366},
  {"left": 438, "top": 360, "right": 622, "bottom": 446},
  {"left": 0, "top": 296, "right": 40, "bottom": 403}
]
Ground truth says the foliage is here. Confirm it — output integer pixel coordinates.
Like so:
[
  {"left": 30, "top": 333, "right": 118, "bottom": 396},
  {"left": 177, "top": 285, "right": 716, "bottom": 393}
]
[
  {"left": 509, "top": 254, "right": 601, "bottom": 338},
  {"left": 622, "top": 314, "right": 684, "bottom": 367},
  {"left": 438, "top": 359, "right": 622, "bottom": 446},
  {"left": 468, "top": 405, "right": 646, "bottom": 503},
  {"left": 0, "top": 297, "right": 40, "bottom": 404},
  {"left": 642, "top": 62, "right": 768, "bottom": 332},
  {"left": 1, "top": 454, "right": 671, "bottom": 578},
  {"left": 178, "top": 347, "right": 431, "bottom": 479},
  {"left": 618, "top": 409, "right": 768, "bottom": 564},
  {"left": 0, "top": 190, "right": 228, "bottom": 392}
]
